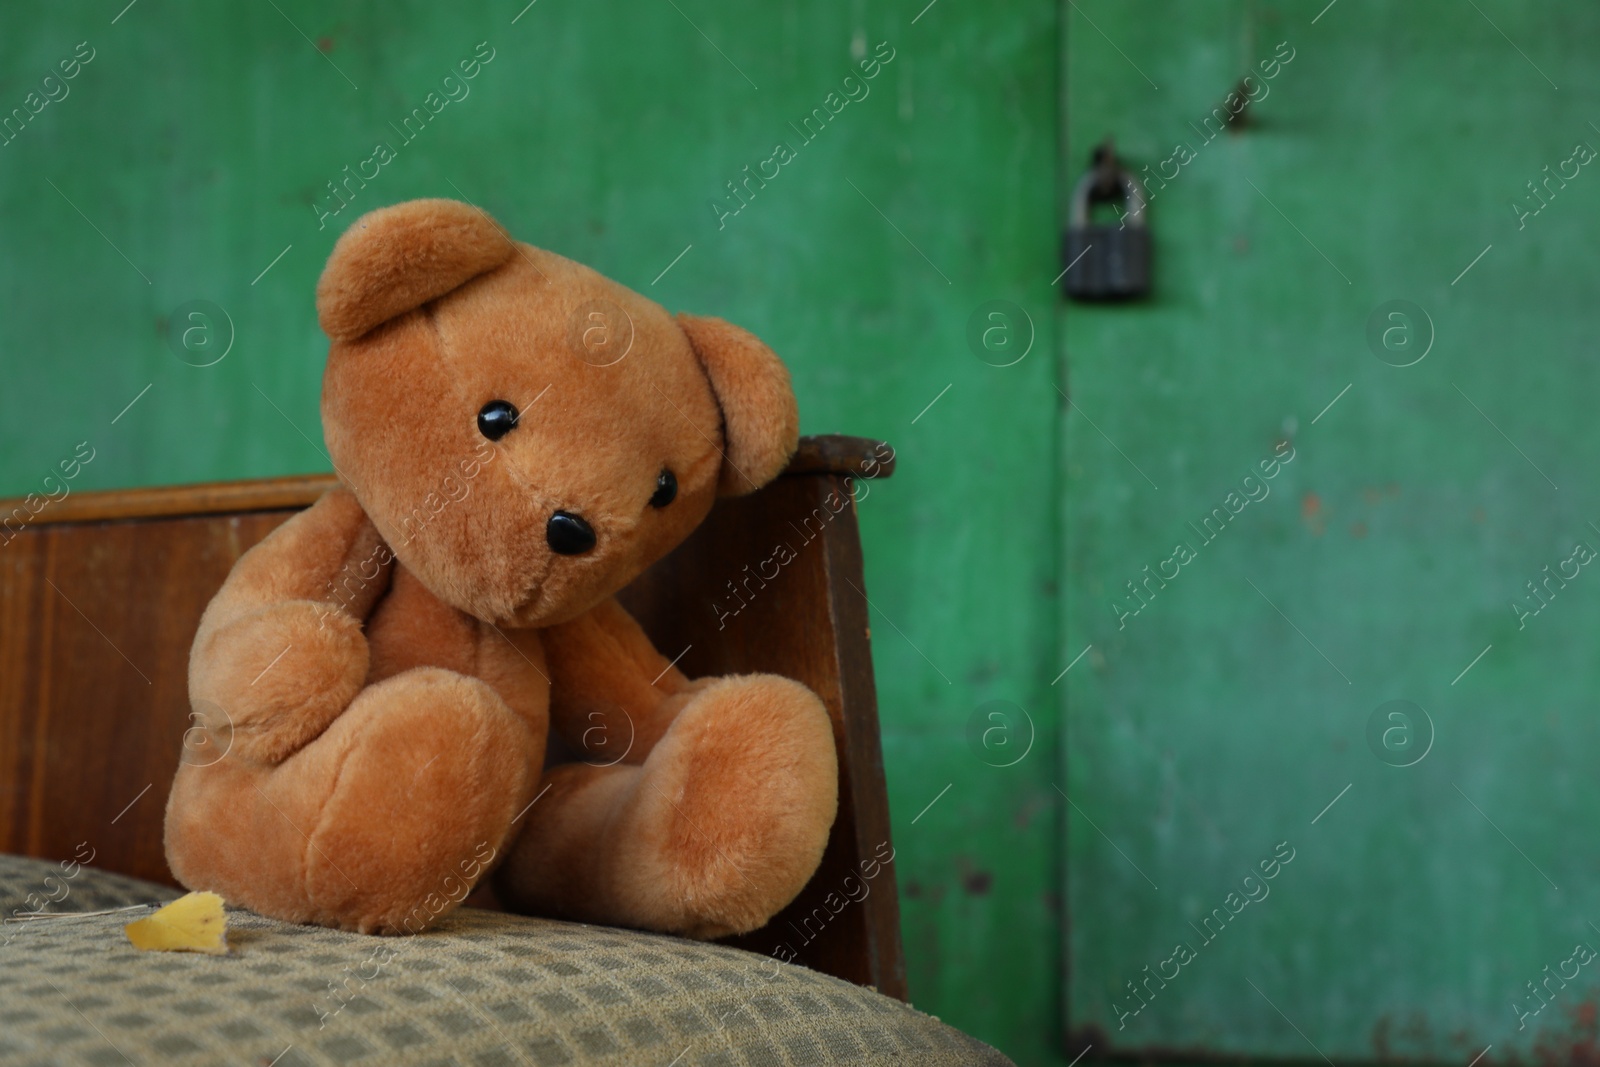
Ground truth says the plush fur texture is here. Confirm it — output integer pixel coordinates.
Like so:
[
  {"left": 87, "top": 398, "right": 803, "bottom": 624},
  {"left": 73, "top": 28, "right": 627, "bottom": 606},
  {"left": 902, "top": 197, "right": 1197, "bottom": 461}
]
[
  {"left": 316, "top": 199, "right": 516, "bottom": 342},
  {"left": 164, "top": 199, "right": 837, "bottom": 937}
]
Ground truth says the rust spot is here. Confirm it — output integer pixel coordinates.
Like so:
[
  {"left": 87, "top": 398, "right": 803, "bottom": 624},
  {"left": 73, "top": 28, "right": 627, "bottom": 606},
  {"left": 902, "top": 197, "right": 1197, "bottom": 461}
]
[
  {"left": 1530, "top": 998, "right": 1600, "bottom": 1066},
  {"left": 1351, "top": 521, "right": 1368, "bottom": 539},
  {"left": 1013, "top": 792, "right": 1050, "bottom": 831},
  {"left": 1473, "top": 508, "right": 1487, "bottom": 524},
  {"left": 905, "top": 880, "right": 922, "bottom": 899},
  {"left": 317, "top": 35, "right": 335, "bottom": 53},
  {"left": 1301, "top": 492, "right": 1326, "bottom": 535},
  {"left": 1363, "top": 486, "right": 1383, "bottom": 506},
  {"left": 1533, "top": 1034, "right": 1600, "bottom": 1065},
  {"left": 962, "top": 870, "right": 993, "bottom": 896}
]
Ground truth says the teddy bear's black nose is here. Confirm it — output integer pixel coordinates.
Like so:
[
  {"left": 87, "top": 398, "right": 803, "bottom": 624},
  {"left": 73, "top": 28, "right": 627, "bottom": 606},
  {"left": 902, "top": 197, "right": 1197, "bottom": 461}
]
[{"left": 546, "top": 511, "right": 596, "bottom": 555}]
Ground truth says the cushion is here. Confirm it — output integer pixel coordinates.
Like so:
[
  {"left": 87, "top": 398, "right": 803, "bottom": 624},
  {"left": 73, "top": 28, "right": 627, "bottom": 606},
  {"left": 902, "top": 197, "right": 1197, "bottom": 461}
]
[{"left": 0, "top": 854, "right": 1010, "bottom": 1066}]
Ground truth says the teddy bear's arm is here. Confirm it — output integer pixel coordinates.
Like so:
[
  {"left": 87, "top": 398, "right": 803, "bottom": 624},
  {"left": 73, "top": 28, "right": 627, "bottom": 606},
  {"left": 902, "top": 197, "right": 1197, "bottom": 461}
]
[
  {"left": 540, "top": 598, "right": 711, "bottom": 764},
  {"left": 188, "top": 487, "right": 394, "bottom": 764},
  {"left": 363, "top": 563, "right": 552, "bottom": 743}
]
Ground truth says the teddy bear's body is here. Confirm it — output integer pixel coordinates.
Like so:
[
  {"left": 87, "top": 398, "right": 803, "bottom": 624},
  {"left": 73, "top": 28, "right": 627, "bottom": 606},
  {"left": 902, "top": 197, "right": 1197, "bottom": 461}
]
[{"left": 163, "top": 200, "right": 838, "bottom": 937}]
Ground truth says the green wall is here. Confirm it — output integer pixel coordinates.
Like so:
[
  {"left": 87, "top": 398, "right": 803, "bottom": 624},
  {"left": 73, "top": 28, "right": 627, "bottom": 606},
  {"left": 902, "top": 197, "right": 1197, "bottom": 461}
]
[
  {"left": 0, "top": 2, "right": 1060, "bottom": 1062},
  {"left": 1065, "top": 1, "right": 1600, "bottom": 1062}
]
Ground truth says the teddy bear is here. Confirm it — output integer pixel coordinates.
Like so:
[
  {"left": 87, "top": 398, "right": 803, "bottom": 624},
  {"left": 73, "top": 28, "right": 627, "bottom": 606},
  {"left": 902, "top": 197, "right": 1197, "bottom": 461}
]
[{"left": 163, "top": 198, "right": 839, "bottom": 939}]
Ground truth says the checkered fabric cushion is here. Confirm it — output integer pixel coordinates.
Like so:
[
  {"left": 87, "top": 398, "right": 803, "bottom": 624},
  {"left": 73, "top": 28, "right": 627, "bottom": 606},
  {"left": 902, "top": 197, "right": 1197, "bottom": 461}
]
[{"left": 0, "top": 854, "right": 1010, "bottom": 1066}]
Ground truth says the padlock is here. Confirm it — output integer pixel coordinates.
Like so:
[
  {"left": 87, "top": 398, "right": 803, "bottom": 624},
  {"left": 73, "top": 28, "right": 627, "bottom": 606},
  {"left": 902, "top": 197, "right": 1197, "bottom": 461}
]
[{"left": 1062, "top": 165, "right": 1150, "bottom": 301}]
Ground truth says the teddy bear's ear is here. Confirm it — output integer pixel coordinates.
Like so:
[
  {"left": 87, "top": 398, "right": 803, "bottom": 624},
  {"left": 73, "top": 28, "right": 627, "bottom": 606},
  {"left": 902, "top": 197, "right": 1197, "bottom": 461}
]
[
  {"left": 316, "top": 199, "right": 518, "bottom": 341},
  {"left": 676, "top": 314, "right": 800, "bottom": 496}
]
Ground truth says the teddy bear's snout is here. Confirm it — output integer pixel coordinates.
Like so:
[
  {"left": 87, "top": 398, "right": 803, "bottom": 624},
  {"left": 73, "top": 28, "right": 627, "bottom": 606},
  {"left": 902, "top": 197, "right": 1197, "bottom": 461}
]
[{"left": 546, "top": 510, "right": 597, "bottom": 555}]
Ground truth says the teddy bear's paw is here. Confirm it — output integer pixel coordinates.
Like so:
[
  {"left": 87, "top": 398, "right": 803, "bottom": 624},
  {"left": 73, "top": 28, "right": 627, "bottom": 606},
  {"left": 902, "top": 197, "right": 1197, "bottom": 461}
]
[
  {"left": 297, "top": 667, "right": 537, "bottom": 933},
  {"left": 190, "top": 600, "right": 371, "bottom": 765},
  {"left": 627, "top": 675, "right": 839, "bottom": 938}
]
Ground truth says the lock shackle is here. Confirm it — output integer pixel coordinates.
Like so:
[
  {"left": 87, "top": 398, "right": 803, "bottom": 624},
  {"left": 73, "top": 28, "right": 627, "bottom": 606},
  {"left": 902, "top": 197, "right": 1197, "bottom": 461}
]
[{"left": 1069, "top": 167, "right": 1148, "bottom": 228}]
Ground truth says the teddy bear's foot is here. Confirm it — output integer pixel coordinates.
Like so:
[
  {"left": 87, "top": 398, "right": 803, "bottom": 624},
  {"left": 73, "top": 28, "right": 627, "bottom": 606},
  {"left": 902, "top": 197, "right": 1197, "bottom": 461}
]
[
  {"left": 167, "top": 667, "right": 536, "bottom": 934},
  {"left": 496, "top": 675, "right": 837, "bottom": 938}
]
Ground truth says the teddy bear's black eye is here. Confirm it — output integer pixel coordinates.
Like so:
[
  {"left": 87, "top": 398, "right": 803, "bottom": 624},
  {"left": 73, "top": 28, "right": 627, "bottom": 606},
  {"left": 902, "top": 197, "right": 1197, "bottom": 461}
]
[
  {"left": 649, "top": 469, "right": 677, "bottom": 509},
  {"left": 477, "top": 400, "right": 519, "bottom": 441}
]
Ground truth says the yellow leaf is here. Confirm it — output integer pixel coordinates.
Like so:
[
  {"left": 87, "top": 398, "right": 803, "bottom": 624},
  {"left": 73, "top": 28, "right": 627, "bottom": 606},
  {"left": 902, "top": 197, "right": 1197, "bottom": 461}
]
[{"left": 124, "top": 891, "right": 228, "bottom": 956}]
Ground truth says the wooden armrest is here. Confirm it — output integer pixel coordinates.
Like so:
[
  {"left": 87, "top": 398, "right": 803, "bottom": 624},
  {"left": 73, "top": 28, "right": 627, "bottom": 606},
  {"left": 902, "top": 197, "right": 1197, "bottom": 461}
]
[{"left": 0, "top": 435, "right": 894, "bottom": 527}]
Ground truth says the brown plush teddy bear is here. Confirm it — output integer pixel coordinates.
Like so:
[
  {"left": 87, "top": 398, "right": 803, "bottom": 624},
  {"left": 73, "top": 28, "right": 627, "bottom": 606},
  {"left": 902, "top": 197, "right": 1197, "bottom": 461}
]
[{"left": 163, "top": 199, "right": 839, "bottom": 938}]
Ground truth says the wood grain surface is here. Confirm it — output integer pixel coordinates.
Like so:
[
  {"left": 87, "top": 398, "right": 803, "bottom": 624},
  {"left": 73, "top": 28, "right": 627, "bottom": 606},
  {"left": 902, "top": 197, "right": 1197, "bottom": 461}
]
[{"left": 0, "top": 436, "right": 894, "bottom": 528}]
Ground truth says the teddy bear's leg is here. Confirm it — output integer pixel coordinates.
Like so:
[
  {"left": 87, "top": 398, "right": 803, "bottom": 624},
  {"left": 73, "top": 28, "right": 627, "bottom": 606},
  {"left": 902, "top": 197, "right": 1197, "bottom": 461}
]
[
  {"left": 496, "top": 674, "right": 837, "bottom": 939},
  {"left": 168, "top": 666, "right": 536, "bottom": 933}
]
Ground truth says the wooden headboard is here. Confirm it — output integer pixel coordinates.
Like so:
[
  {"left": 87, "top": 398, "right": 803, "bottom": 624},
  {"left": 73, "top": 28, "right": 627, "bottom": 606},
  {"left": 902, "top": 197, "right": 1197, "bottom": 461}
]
[{"left": 0, "top": 434, "right": 906, "bottom": 998}]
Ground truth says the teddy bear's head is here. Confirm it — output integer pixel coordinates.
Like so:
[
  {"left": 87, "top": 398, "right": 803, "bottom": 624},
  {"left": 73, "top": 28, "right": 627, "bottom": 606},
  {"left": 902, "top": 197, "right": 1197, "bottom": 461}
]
[{"left": 314, "top": 199, "right": 798, "bottom": 628}]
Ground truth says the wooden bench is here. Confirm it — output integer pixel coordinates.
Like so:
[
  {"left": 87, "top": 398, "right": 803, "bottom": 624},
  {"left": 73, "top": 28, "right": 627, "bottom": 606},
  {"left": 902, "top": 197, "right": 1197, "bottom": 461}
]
[{"left": 0, "top": 433, "right": 905, "bottom": 998}]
